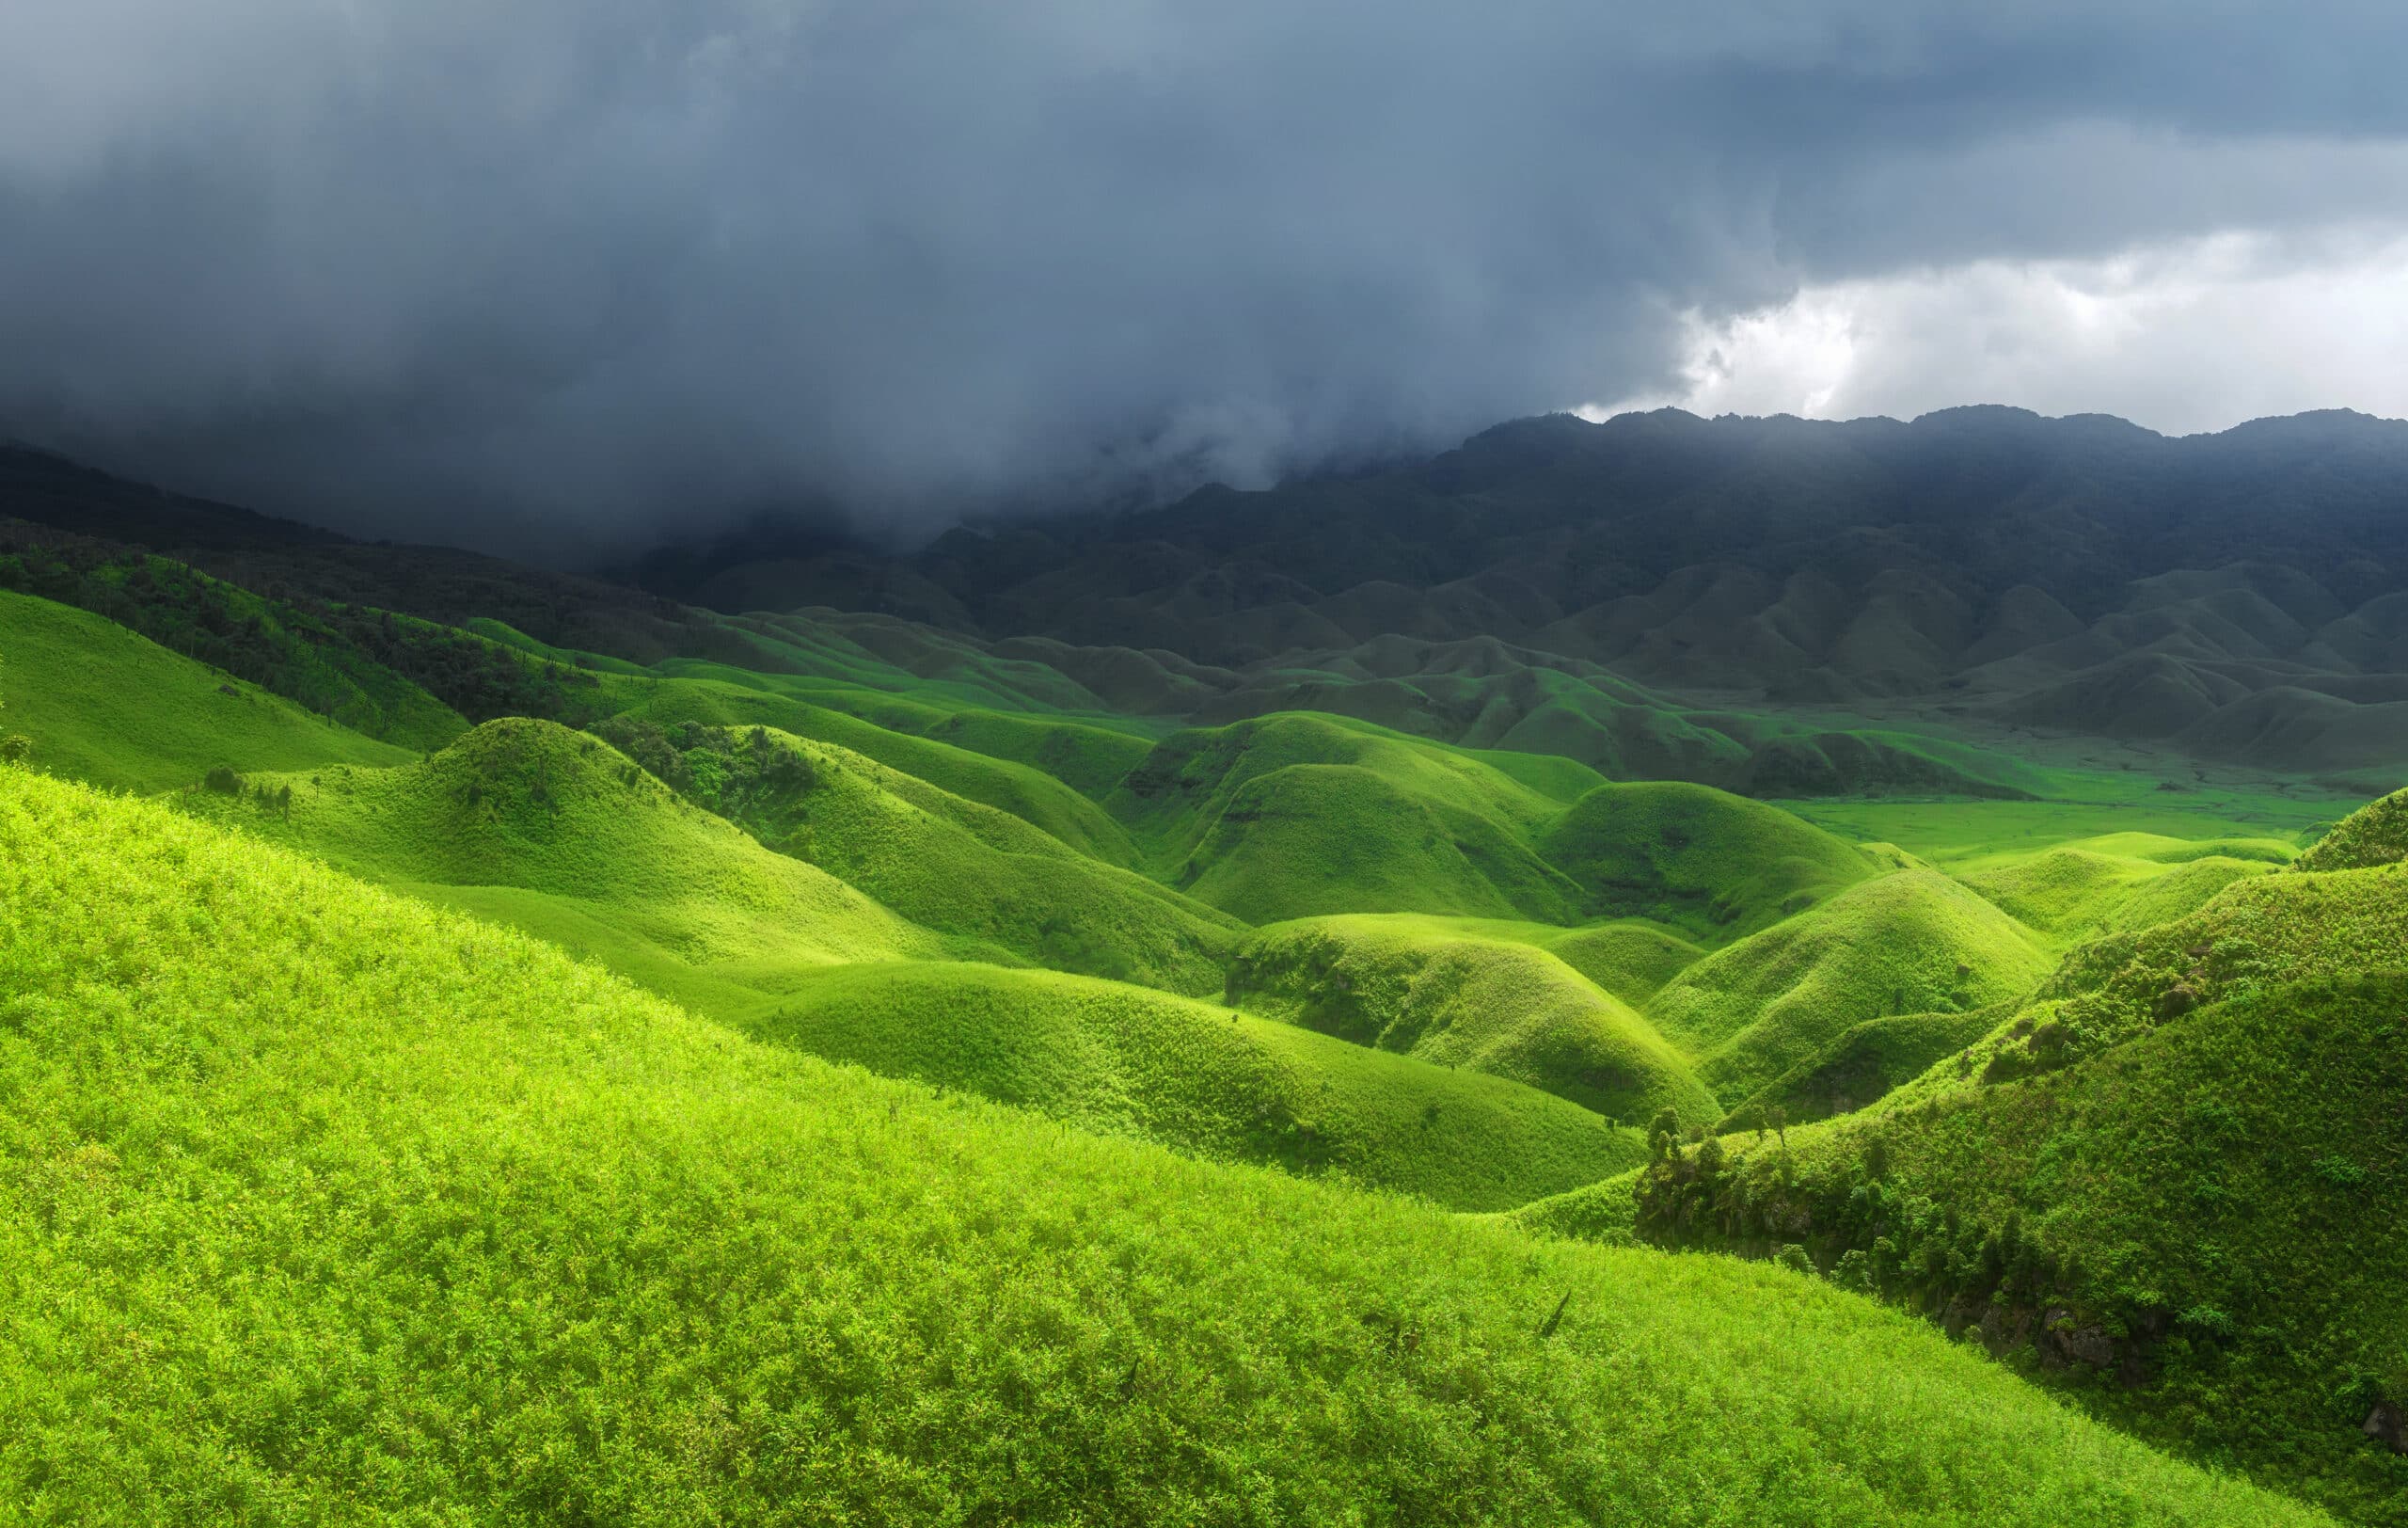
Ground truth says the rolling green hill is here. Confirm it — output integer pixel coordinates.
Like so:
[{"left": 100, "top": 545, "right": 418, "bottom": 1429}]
[
  {"left": 0, "top": 762, "right": 2341, "bottom": 1526},
  {"left": 0, "top": 588, "right": 416, "bottom": 790},
  {"left": 1538, "top": 779, "right": 1879, "bottom": 937},
  {"left": 176, "top": 717, "right": 964, "bottom": 1010},
  {"left": 752, "top": 962, "right": 1649, "bottom": 1211},
  {"left": 581, "top": 715, "right": 1240, "bottom": 995},
  {"left": 1113, "top": 713, "right": 1595, "bottom": 923},
  {"left": 609, "top": 674, "right": 1145, "bottom": 864},
  {"left": 2295, "top": 785, "right": 2408, "bottom": 871},
  {"left": 1228, "top": 914, "right": 1718, "bottom": 1126},
  {"left": 1646, "top": 868, "right": 2054, "bottom": 1102},
  {"left": 1957, "top": 841, "right": 2278, "bottom": 947}
]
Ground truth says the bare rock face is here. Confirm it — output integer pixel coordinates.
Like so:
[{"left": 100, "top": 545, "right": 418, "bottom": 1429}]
[
  {"left": 2366, "top": 1403, "right": 2407, "bottom": 1455},
  {"left": 2037, "top": 1309, "right": 2118, "bottom": 1370}
]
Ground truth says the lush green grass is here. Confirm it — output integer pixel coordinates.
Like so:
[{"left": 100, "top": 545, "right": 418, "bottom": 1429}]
[
  {"left": 17, "top": 556, "right": 2408, "bottom": 1523},
  {"left": 1504, "top": 1166, "right": 1647, "bottom": 1247},
  {"left": 1643, "top": 868, "right": 2052, "bottom": 1103},
  {"left": 1538, "top": 780, "right": 1879, "bottom": 939},
  {"left": 603, "top": 718, "right": 1242, "bottom": 995},
  {"left": 2294, "top": 785, "right": 2408, "bottom": 871},
  {"left": 1242, "top": 910, "right": 1709, "bottom": 1009},
  {"left": 0, "top": 589, "right": 414, "bottom": 790},
  {"left": 1781, "top": 773, "right": 2337, "bottom": 869},
  {"left": 1180, "top": 760, "right": 1586, "bottom": 922},
  {"left": 1538, "top": 919, "right": 1708, "bottom": 1004},
  {"left": 610, "top": 675, "right": 1143, "bottom": 863},
  {"left": 1979, "top": 861, "right": 2408, "bottom": 1080},
  {"left": 0, "top": 764, "right": 2340, "bottom": 1525},
  {"left": 1630, "top": 971, "right": 2408, "bottom": 1525},
  {"left": 800, "top": 689, "right": 1160, "bottom": 800},
  {"left": 176, "top": 718, "right": 963, "bottom": 999},
  {"left": 1719, "top": 1005, "right": 2012, "bottom": 1132},
  {"left": 0, "top": 547, "right": 477, "bottom": 749},
  {"left": 1958, "top": 840, "right": 2277, "bottom": 947},
  {"left": 1612, "top": 807, "right": 2408, "bottom": 1522},
  {"left": 1110, "top": 712, "right": 1596, "bottom": 914},
  {"left": 752, "top": 962, "right": 1650, "bottom": 1212},
  {"left": 1228, "top": 914, "right": 1718, "bottom": 1127}
]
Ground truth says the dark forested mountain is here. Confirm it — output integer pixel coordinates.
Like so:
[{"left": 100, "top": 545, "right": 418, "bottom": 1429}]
[
  {"left": 13, "top": 406, "right": 2408, "bottom": 786},
  {"left": 640, "top": 406, "right": 2408, "bottom": 781}
]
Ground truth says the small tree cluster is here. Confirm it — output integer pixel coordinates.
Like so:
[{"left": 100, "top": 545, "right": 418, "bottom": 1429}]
[{"left": 586, "top": 715, "right": 817, "bottom": 820}]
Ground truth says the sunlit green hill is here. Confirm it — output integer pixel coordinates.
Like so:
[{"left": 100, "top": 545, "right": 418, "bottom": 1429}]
[
  {"left": 0, "top": 764, "right": 2339, "bottom": 1526},
  {"left": 179, "top": 717, "right": 963, "bottom": 1006},
  {"left": 1112, "top": 712, "right": 1596, "bottom": 922},
  {"left": 1228, "top": 913, "right": 1718, "bottom": 1126},
  {"left": 1646, "top": 867, "right": 2054, "bottom": 1101},
  {"left": 610, "top": 672, "right": 1146, "bottom": 863},
  {"left": 0, "top": 587, "right": 415, "bottom": 789},
  {"left": 752, "top": 961, "right": 1650, "bottom": 1211}
]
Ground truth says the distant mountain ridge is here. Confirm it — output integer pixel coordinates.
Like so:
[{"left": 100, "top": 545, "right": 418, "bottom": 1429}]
[
  {"left": 638, "top": 406, "right": 2408, "bottom": 780},
  {"left": 10, "top": 405, "right": 2408, "bottom": 785}
]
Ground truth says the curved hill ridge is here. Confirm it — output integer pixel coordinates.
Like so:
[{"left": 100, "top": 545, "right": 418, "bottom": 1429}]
[
  {"left": 1228, "top": 915, "right": 1719, "bottom": 1127},
  {"left": 752, "top": 961, "right": 1651, "bottom": 1212},
  {"left": 594, "top": 717, "right": 1244, "bottom": 995},
  {"left": 1646, "top": 867, "right": 2054, "bottom": 1103},
  {"left": 2293, "top": 784, "right": 2408, "bottom": 871},
  {"left": 178, "top": 717, "right": 963, "bottom": 994},
  {"left": 0, "top": 587, "right": 415, "bottom": 790}
]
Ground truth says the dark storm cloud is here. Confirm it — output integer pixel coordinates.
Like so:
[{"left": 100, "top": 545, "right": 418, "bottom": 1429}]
[{"left": 3, "top": 1, "right": 2406, "bottom": 555}]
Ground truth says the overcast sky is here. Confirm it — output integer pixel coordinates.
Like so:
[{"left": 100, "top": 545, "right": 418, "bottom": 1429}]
[{"left": 4, "top": 2, "right": 2408, "bottom": 555}]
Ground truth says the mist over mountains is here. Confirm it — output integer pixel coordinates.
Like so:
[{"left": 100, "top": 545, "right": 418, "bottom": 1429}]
[
  {"left": 9, "top": 2, "right": 2408, "bottom": 551},
  {"left": 611, "top": 405, "right": 2408, "bottom": 780},
  {"left": 13, "top": 402, "right": 2408, "bottom": 785}
]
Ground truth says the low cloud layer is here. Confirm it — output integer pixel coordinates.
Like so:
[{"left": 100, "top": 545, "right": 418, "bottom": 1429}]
[{"left": 5, "top": 2, "right": 2408, "bottom": 555}]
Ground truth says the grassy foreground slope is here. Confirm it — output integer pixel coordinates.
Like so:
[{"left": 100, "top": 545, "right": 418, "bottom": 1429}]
[
  {"left": 752, "top": 963, "right": 1648, "bottom": 1212},
  {"left": 0, "top": 588, "right": 414, "bottom": 790},
  {"left": 0, "top": 765, "right": 2338, "bottom": 1526},
  {"left": 1228, "top": 915, "right": 1718, "bottom": 1127}
]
